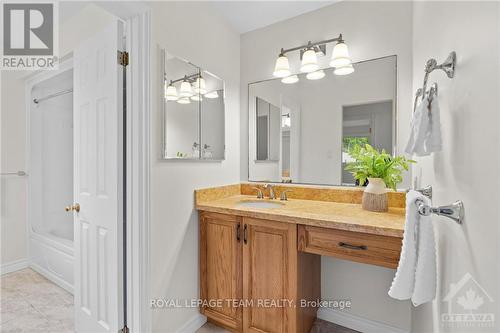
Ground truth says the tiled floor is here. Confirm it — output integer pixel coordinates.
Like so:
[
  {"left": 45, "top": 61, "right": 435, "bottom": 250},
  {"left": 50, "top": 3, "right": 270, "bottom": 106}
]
[
  {"left": 196, "top": 319, "right": 359, "bottom": 333},
  {"left": 0, "top": 268, "right": 74, "bottom": 332}
]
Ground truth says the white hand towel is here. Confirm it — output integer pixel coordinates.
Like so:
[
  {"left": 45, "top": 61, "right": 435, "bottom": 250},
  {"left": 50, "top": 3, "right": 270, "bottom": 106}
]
[
  {"left": 388, "top": 190, "right": 437, "bottom": 306},
  {"left": 405, "top": 98, "right": 430, "bottom": 156},
  {"left": 424, "top": 97, "right": 442, "bottom": 154}
]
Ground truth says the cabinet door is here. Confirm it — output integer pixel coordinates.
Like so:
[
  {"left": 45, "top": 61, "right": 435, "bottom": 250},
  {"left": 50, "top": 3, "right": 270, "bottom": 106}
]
[
  {"left": 200, "top": 212, "right": 242, "bottom": 330},
  {"left": 242, "top": 218, "right": 297, "bottom": 333}
]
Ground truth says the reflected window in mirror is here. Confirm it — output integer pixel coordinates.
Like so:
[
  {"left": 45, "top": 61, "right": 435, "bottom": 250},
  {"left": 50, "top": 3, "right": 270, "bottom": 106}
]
[{"left": 248, "top": 55, "right": 396, "bottom": 186}]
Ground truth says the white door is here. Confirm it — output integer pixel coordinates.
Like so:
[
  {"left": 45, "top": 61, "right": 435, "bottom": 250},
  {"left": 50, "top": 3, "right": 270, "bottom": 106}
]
[{"left": 73, "top": 20, "right": 124, "bottom": 333}]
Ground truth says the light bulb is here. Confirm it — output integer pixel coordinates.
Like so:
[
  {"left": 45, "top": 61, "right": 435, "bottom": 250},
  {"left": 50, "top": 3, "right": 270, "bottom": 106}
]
[
  {"left": 177, "top": 97, "right": 191, "bottom": 104},
  {"left": 179, "top": 80, "right": 193, "bottom": 97},
  {"left": 204, "top": 91, "right": 219, "bottom": 99},
  {"left": 165, "top": 83, "right": 178, "bottom": 101},
  {"left": 193, "top": 77, "right": 207, "bottom": 95},
  {"left": 273, "top": 54, "right": 291, "bottom": 78},
  {"left": 334, "top": 63, "right": 355, "bottom": 76},
  {"left": 300, "top": 48, "right": 319, "bottom": 73},
  {"left": 281, "top": 75, "right": 299, "bottom": 84},
  {"left": 330, "top": 42, "right": 352, "bottom": 68},
  {"left": 306, "top": 70, "right": 325, "bottom": 80}
]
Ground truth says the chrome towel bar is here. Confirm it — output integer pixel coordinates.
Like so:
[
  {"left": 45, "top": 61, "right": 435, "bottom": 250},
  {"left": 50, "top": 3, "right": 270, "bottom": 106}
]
[
  {"left": 1, "top": 170, "right": 27, "bottom": 176},
  {"left": 415, "top": 198, "right": 464, "bottom": 224}
]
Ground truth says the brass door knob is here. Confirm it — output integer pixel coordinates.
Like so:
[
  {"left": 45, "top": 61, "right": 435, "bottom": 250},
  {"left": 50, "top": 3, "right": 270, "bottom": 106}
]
[{"left": 65, "top": 203, "right": 80, "bottom": 213}]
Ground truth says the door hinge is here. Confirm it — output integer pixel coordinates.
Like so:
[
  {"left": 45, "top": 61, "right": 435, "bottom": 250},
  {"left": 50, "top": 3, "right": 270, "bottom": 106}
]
[
  {"left": 121, "top": 325, "right": 130, "bottom": 333},
  {"left": 118, "top": 51, "right": 129, "bottom": 67}
]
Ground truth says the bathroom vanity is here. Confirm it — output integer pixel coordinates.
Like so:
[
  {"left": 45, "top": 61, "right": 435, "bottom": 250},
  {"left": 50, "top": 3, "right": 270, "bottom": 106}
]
[{"left": 196, "top": 183, "right": 405, "bottom": 333}]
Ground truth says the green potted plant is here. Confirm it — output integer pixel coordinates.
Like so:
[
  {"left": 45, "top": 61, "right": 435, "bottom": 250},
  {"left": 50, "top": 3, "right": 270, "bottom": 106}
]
[{"left": 345, "top": 144, "right": 415, "bottom": 212}]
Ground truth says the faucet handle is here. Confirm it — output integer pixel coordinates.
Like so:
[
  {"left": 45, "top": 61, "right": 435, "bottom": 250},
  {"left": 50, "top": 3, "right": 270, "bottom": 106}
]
[
  {"left": 280, "top": 190, "right": 292, "bottom": 201},
  {"left": 252, "top": 187, "right": 264, "bottom": 199}
]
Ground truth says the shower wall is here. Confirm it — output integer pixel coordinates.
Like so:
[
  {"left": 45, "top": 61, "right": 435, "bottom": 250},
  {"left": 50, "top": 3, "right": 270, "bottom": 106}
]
[{"left": 30, "top": 69, "right": 74, "bottom": 241}]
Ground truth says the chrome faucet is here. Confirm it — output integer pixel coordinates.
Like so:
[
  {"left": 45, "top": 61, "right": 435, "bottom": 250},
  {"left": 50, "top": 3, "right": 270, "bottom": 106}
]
[
  {"left": 252, "top": 187, "right": 264, "bottom": 199},
  {"left": 264, "top": 184, "right": 276, "bottom": 200}
]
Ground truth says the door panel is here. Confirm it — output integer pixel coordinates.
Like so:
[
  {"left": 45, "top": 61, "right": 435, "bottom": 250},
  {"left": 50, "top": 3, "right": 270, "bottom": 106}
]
[
  {"left": 243, "top": 218, "right": 297, "bottom": 333},
  {"left": 200, "top": 212, "right": 242, "bottom": 330},
  {"left": 73, "top": 20, "right": 124, "bottom": 333}
]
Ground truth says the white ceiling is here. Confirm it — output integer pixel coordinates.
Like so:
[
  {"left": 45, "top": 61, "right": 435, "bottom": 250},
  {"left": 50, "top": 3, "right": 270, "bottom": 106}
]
[{"left": 211, "top": 1, "right": 337, "bottom": 34}]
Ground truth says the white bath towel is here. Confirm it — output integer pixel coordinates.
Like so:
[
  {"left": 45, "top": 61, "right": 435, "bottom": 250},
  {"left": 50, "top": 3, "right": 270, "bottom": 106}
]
[
  {"left": 405, "top": 97, "right": 430, "bottom": 156},
  {"left": 424, "top": 97, "right": 442, "bottom": 154},
  {"left": 388, "top": 190, "right": 437, "bottom": 306}
]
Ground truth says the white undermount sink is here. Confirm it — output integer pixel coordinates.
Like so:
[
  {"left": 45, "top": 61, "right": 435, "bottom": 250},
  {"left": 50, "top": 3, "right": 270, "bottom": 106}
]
[{"left": 236, "top": 200, "right": 284, "bottom": 209}]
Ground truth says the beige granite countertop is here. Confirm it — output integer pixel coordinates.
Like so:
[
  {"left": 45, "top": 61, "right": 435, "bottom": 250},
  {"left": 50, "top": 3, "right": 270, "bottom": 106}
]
[{"left": 196, "top": 194, "right": 405, "bottom": 238}]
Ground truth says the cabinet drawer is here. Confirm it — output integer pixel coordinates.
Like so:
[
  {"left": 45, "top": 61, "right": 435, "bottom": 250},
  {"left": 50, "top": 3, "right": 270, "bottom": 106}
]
[{"left": 298, "top": 225, "right": 402, "bottom": 268}]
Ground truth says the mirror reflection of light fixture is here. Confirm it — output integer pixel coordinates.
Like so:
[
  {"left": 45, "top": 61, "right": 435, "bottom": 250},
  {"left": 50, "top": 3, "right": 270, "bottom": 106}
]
[
  {"left": 165, "top": 82, "right": 178, "bottom": 101},
  {"left": 330, "top": 41, "right": 352, "bottom": 68},
  {"left": 306, "top": 70, "right": 325, "bottom": 80},
  {"left": 273, "top": 54, "right": 291, "bottom": 78},
  {"left": 334, "top": 63, "right": 355, "bottom": 76},
  {"left": 300, "top": 48, "right": 319, "bottom": 73},
  {"left": 193, "top": 76, "right": 207, "bottom": 94},
  {"left": 177, "top": 97, "right": 191, "bottom": 104},
  {"left": 281, "top": 75, "right": 299, "bottom": 84},
  {"left": 191, "top": 94, "right": 202, "bottom": 101},
  {"left": 180, "top": 77, "right": 194, "bottom": 97},
  {"left": 204, "top": 91, "right": 219, "bottom": 99}
]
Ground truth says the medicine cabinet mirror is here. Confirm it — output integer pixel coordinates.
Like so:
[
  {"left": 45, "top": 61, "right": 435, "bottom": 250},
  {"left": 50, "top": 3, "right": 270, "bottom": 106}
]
[
  {"left": 248, "top": 55, "right": 397, "bottom": 186},
  {"left": 160, "top": 47, "right": 225, "bottom": 160}
]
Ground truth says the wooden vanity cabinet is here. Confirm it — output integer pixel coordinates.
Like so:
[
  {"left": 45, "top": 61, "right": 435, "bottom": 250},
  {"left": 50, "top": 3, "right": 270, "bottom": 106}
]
[
  {"left": 200, "top": 212, "right": 320, "bottom": 333},
  {"left": 199, "top": 212, "right": 243, "bottom": 331}
]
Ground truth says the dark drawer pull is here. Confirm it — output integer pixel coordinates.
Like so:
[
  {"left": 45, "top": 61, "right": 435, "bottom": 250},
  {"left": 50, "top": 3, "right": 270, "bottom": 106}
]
[
  {"left": 236, "top": 223, "right": 241, "bottom": 242},
  {"left": 338, "top": 242, "right": 367, "bottom": 251}
]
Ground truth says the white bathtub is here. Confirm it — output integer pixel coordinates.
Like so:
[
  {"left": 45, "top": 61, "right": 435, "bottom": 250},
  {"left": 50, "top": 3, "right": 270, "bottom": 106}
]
[{"left": 27, "top": 65, "right": 74, "bottom": 294}]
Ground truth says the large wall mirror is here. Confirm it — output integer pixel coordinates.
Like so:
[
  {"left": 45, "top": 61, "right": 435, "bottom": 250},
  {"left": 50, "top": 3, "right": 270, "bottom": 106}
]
[
  {"left": 248, "top": 55, "right": 397, "bottom": 185},
  {"left": 160, "top": 47, "right": 225, "bottom": 160}
]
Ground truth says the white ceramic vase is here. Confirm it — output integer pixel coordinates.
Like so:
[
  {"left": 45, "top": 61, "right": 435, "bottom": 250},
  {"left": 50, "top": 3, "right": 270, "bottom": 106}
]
[{"left": 362, "top": 177, "right": 388, "bottom": 212}]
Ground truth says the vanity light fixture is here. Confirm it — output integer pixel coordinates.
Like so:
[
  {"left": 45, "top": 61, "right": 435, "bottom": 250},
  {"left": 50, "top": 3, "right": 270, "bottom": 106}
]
[
  {"left": 177, "top": 97, "right": 191, "bottom": 104},
  {"left": 179, "top": 77, "right": 194, "bottom": 97},
  {"left": 306, "top": 70, "right": 325, "bottom": 80},
  {"left": 204, "top": 91, "right": 219, "bottom": 99},
  {"left": 273, "top": 54, "right": 291, "bottom": 78},
  {"left": 273, "top": 33, "right": 354, "bottom": 80},
  {"left": 165, "top": 82, "right": 178, "bottom": 101},
  {"left": 281, "top": 75, "right": 299, "bottom": 84}
]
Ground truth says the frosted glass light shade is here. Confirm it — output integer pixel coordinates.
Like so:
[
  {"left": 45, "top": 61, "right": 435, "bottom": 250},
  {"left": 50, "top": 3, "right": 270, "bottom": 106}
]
[
  {"left": 334, "top": 63, "right": 355, "bottom": 76},
  {"left": 193, "top": 77, "right": 207, "bottom": 95},
  {"left": 165, "top": 83, "right": 178, "bottom": 101},
  {"left": 330, "top": 42, "right": 352, "bottom": 68},
  {"left": 281, "top": 75, "right": 299, "bottom": 84},
  {"left": 300, "top": 49, "right": 319, "bottom": 73},
  {"left": 177, "top": 97, "right": 191, "bottom": 104},
  {"left": 204, "top": 91, "right": 219, "bottom": 99},
  {"left": 273, "top": 55, "right": 291, "bottom": 78},
  {"left": 179, "top": 80, "right": 193, "bottom": 97},
  {"left": 191, "top": 94, "right": 202, "bottom": 101},
  {"left": 306, "top": 70, "right": 325, "bottom": 80}
]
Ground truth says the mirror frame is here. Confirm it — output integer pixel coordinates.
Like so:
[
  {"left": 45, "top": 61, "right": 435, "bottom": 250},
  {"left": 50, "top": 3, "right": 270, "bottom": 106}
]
[
  {"left": 159, "top": 46, "right": 226, "bottom": 161},
  {"left": 247, "top": 55, "right": 398, "bottom": 185}
]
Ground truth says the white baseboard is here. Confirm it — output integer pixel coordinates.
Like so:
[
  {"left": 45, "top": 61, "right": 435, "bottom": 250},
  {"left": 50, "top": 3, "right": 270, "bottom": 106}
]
[
  {"left": 317, "top": 307, "right": 409, "bottom": 333},
  {"left": 1, "top": 259, "right": 29, "bottom": 275},
  {"left": 176, "top": 313, "right": 207, "bottom": 333},
  {"left": 29, "top": 263, "right": 74, "bottom": 294}
]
